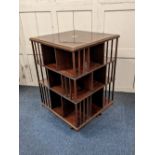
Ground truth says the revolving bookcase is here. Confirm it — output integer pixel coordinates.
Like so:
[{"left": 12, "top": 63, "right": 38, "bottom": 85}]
[{"left": 30, "top": 30, "right": 119, "bottom": 131}]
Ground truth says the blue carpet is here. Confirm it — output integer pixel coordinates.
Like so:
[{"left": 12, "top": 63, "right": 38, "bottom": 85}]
[{"left": 19, "top": 86, "right": 135, "bottom": 155}]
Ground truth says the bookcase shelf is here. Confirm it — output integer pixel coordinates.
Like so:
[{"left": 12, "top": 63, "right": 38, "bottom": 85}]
[{"left": 30, "top": 30, "right": 119, "bottom": 131}]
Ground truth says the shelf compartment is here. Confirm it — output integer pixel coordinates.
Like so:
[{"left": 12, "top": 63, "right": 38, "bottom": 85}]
[
  {"left": 48, "top": 89, "right": 108, "bottom": 129},
  {"left": 93, "top": 66, "right": 106, "bottom": 89},
  {"left": 44, "top": 45, "right": 116, "bottom": 79},
  {"left": 41, "top": 44, "right": 56, "bottom": 66},
  {"left": 55, "top": 48, "right": 73, "bottom": 71},
  {"left": 50, "top": 94, "right": 76, "bottom": 126},
  {"left": 90, "top": 44, "right": 104, "bottom": 65},
  {"left": 92, "top": 88, "right": 104, "bottom": 110},
  {"left": 48, "top": 69, "right": 61, "bottom": 88},
  {"left": 48, "top": 72, "right": 107, "bottom": 104},
  {"left": 48, "top": 73, "right": 93, "bottom": 101},
  {"left": 50, "top": 91, "right": 63, "bottom": 116},
  {"left": 75, "top": 73, "right": 93, "bottom": 99}
]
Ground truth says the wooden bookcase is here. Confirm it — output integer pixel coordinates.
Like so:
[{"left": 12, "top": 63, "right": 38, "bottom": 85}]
[{"left": 30, "top": 30, "right": 119, "bottom": 131}]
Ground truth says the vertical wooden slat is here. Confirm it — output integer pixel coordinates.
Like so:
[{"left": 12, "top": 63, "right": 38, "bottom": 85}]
[
  {"left": 78, "top": 50, "right": 81, "bottom": 73},
  {"left": 90, "top": 73, "right": 93, "bottom": 90},
  {"left": 32, "top": 42, "right": 40, "bottom": 81},
  {"left": 87, "top": 48, "right": 90, "bottom": 70},
  {"left": 106, "top": 41, "right": 109, "bottom": 63},
  {"left": 31, "top": 41, "right": 43, "bottom": 103},
  {"left": 112, "top": 38, "right": 118, "bottom": 100},
  {"left": 36, "top": 43, "right": 44, "bottom": 83},
  {"left": 103, "top": 43, "right": 105, "bottom": 65},
  {"left": 66, "top": 77, "right": 69, "bottom": 97},
  {"left": 87, "top": 98, "right": 89, "bottom": 118},
  {"left": 45, "top": 69, "right": 49, "bottom": 87},
  {"left": 40, "top": 84, "right": 44, "bottom": 103},
  {"left": 107, "top": 63, "right": 110, "bottom": 84},
  {"left": 81, "top": 101, "right": 83, "bottom": 123},
  {"left": 110, "top": 61, "right": 114, "bottom": 102},
  {"left": 108, "top": 83, "right": 111, "bottom": 103},
  {"left": 45, "top": 86, "right": 49, "bottom": 106},
  {"left": 45, "top": 87, "right": 50, "bottom": 107},
  {"left": 61, "top": 97, "right": 64, "bottom": 116},
  {"left": 64, "top": 77, "right": 68, "bottom": 97},
  {"left": 73, "top": 80, "right": 77, "bottom": 99},
  {"left": 111, "top": 60, "right": 114, "bottom": 82},
  {"left": 54, "top": 48, "right": 59, "bottom": 70},
  {"left": 75, "top": 104, "right": 78, "bottom": 127},
  {"left": 87, "top": 97, "right": 90, "bottom": 118},
  {"left": 72, "top": 52, "right": 76, "bottom": 74},
  {"left": 63, "top": 76, "right": 66, "bottom": 96},
  {"left": 106, "top": 64, "right": 109, "bottom": 84},
  {"left": 41, "top": 84, "right": 46, "bottom": 105},
  {"left": 86, "top": 98, "right": 88, "bottom": 119},
  {"left": 47, "top": 87, "right": 51, "bottom": 108},
  {"left": 35, "top": 42, "right": 49, "bottom": 106},
  {"left": 79, "top": 102, "right": 82, "bottom": 125},
  {"left": 44, "top": 87, "right": 48, "bottom": 106},
  {"left": 33, "top": 42, "right": 39, "bottom": 64},
  {"left": 47, "top": 88, "right": 51, "bottom": 108},
  {"left": 103, "top": 87, "right": 105, "bottom": 107},
  {"left": 89, "top": 96, "right": 92, "bottom": 116},
  {"left": 105, "top": 64, "right": 108, "bottom": 104},
  {"left": 110, "top": 39, "right": 113, "bottom": 62},
  {"left": 83, "top": 99, "right": 85, "bottom": 122},
  {"left": 110, "top": 82, "right": 113, "bottom": 102},
  {"left": 61, "top": 75, "right": 64, "bottom": 90},
  {"left": 37, "top": 43, "right": 43, "bottom": 65},
  {"left": 69, "top": 79, "right": 72, "bottom": 99},
  {"left": 83, "top": 48, "right": 86, "bottom": 72}
]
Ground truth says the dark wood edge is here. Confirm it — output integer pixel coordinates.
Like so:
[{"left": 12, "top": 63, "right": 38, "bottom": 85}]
[{"left": 30, "top": 35, "right": 120, "bottom": 52}]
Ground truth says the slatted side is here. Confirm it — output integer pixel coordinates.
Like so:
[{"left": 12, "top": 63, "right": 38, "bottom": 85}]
[
  {"left": 61, "top": 75, "right": 74, "bottom": 99},
  {"left": 104, "top": 37, "right": 119, "bottom": 103},
  {"left": 75, "top": 96, "right": 92, "bottom": 127},
  {"left": 31, "top": 40, "right": 51, "bottom": 107}
]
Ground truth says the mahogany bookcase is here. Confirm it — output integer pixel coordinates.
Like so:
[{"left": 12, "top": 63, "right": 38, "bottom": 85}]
[{"left": 30, "top": 30, "right": 119, "bottom": 131}]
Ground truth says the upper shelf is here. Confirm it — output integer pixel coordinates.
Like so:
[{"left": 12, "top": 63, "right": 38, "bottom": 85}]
[{"left": 30, "top": 30, "right": 120, "bottom": 52}]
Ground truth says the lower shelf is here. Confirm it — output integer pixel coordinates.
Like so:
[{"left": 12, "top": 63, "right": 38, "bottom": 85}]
[
  {"left": 50, "top": 81, "right": 104, "bottom": 103},
  {"left": 43, "top": 98, "right": 112, "bottom": 131}
]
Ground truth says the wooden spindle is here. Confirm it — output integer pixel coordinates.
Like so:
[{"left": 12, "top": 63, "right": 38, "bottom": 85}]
[
  {"left": 72, "top": 52, "right": 76, "bottom": 74},
  {"left": 78, "top": 50, "right": 81, "bottom": 74},
  {"left": 112, "top": 38, "right": 118, "bottom": 100}
]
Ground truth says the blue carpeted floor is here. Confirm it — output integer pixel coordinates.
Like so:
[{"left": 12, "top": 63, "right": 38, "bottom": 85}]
[{"left": 19, "top": 86, "right": 135, "bottom": 155}]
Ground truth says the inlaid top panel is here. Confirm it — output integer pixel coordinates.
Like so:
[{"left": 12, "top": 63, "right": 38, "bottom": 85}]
[{"left": 30, "top": 30, "right": 119, "bottom": 52}]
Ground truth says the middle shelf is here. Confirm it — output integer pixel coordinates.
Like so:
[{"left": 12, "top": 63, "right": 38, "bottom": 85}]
[{"left": 39, "top": 64, "right": 114, "bottom": 104}]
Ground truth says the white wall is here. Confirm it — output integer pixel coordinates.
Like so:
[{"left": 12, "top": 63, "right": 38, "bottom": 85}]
[{"left": 19, "top": 0, "right": 135, "bottom": 92}]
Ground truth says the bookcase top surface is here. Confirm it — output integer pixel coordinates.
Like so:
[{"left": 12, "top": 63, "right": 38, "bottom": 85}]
[{"left": 30, "top": 30, "right": 119, "bottom": 52}]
